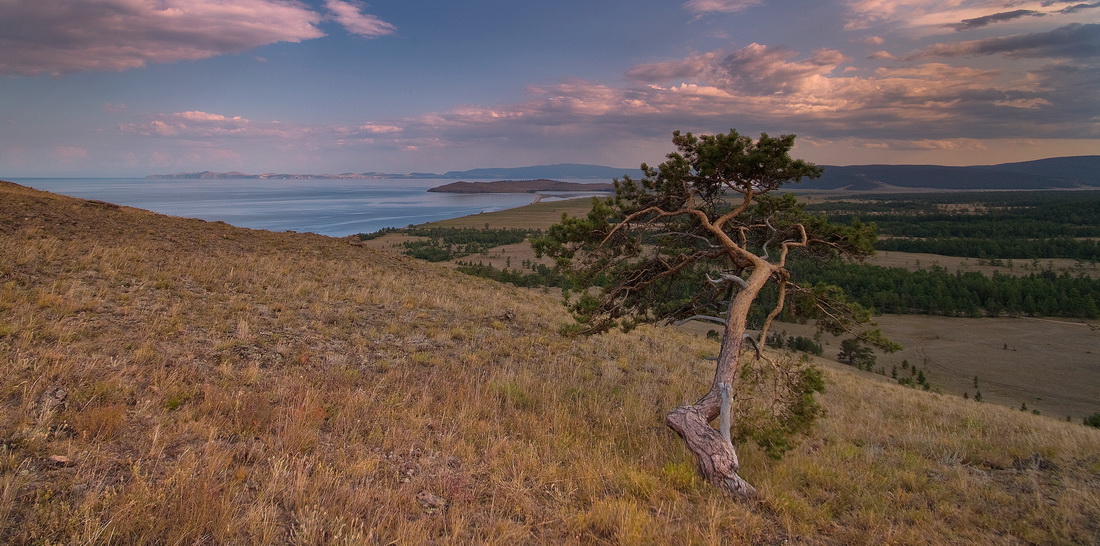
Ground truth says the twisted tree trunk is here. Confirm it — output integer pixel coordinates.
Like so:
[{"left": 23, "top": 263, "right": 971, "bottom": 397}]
[
  {"left": 666, "top": 403, "right": 757, "bottom": 498},
  {"left": 665, "top": 265, "right": 772, "bottom": 499}
]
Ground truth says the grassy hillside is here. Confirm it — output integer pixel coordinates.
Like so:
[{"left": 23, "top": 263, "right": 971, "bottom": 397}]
[{"left": 2, "top": 181, "right": 1099, "bottom": 544}]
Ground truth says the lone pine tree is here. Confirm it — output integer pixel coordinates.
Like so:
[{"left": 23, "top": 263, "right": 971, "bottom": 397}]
[
  {"left": 837, "top": 338, "right": 876, "bottom": 370},
  {"left": 534, "top": 129, "right": 897, "bottom": 499}
]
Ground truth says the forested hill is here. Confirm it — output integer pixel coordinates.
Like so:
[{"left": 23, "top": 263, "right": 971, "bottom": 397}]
[{"left": 804, "top": 156, "right": 1100, "bottom": 190}]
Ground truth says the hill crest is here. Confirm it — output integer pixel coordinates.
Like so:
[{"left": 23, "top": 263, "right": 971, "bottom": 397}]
[{"left": 802, "top": 156, "right": 1100, "bottom": 190}]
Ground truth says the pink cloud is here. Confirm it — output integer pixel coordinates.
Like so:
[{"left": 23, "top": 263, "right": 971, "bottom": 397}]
[
  {"left": 359, "top": 124, "right": 403, "bottom": 134},
  {"left": 625, "top": 52, "right": 722, "bottom": 82},
  {"left": 53, "top": 146, "right": 90, "bottom": 162},
  {"left": 324, "top": 0, "right": 396, "bottom": 37},
  {"left": 906, "top": 23, "right": 1100, "bottom": 60},
  {"left": 378, "top": 40, "right": 1089, "bottom": 148},
  {"left": 178, "top": 111, "right": 243, "bottom": 122},
  {"left": 843, "top": 0, "right": 1098, "bottom": 32},
  {"left": 119, "top": 111, "right": 300, "bottom": 139},
  {"left": 712, "top": 44, "right": 849, "bottom": 95},
  {"left": 0, "top": 0, "right": 390, "bottom": 75},
  {"left": 683, "top": 0, "right": 763, "bottom": 13},
  {"left": 105, "top": 34, "right": 1096, "bottom": 173}
]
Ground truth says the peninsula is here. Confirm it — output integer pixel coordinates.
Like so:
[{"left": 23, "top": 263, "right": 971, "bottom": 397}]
[{"left": 426, "top": 179, "right": 615, "bottom": 193}]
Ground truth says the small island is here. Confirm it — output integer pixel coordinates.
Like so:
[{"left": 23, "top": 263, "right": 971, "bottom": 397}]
[{"left": 427, "top": 179, "right": 615, "bottom": 193}]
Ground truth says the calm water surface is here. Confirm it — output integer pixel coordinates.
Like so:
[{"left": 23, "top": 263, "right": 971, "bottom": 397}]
[{"left": 11, "top": 178, "right": 601, "bottom": 237}]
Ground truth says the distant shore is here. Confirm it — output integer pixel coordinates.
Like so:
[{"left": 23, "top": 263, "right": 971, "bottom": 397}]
[
  {"left": 427, "top": 179, "right": 614, "bottom": 194},
  {"left": 145, "top": 171, "right": 429, "bottom": 180}
]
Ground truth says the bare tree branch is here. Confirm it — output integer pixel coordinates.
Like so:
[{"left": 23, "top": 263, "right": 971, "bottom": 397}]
[
  {"left": 758, "top": 275, "right": 789, "bottom": 347},
  {"left": 706, "top": 272, "right": 749, "bottom": 290},
  {"left": 675, "top": 315, "right": 728, "bottom": 326},
  {"left": 778, "top": 223, "right": 809, "bottom": 266}
]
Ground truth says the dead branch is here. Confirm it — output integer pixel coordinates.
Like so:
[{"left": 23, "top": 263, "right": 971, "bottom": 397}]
[{"left": 674, "top": 315, "right": 728, "bottom": 326}]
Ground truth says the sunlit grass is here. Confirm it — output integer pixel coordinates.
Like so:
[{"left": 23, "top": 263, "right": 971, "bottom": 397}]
[{"left": 2, "top": 181, "right": 1099, "bottom": 544}]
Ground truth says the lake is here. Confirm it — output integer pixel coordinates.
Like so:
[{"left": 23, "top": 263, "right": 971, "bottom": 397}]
[{"left": 9, "top": 178, "right": 607, "bottom": 237}]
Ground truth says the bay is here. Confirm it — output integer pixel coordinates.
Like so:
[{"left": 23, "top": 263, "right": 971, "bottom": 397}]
[{"left": 9, "top": 178, "right": 602, "bottom": 237}]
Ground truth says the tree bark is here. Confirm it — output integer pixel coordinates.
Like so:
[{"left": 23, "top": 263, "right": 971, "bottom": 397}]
[
  {"left": 666, "top": 404, "right": 757, "bottom": 498},
  {"left": 664, "top": 265, "right": 773, "bottom": 500}
]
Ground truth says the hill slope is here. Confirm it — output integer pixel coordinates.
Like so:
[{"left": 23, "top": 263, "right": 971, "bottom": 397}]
[
  {"left": 427, "top": 179, "right": 614, "bottom": 193},
  {"left": 1, "top": 181, "right": 1098, "bottom": 544},
  {"left": 984, "top": 155, "right": 1100, "bottom": 182},
  {"left": 802, "top": 156, "right": 1100, "bottom": 190},
  {"left": 442, "top": 163, "right": 642, "bottom": 180}
]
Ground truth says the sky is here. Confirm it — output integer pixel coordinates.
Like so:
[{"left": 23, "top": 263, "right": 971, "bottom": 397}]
[{"left": 0, "top": 0, "right": 1097, "bottom": 177}]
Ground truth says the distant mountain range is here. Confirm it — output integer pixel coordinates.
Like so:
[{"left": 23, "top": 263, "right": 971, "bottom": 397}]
[
  {"left": 148, "top": 156, "right": 1100, "bottom": 190},
  {"left": 427, "top": 179, "right": 614, "bottom": 193},
  {"left": 146, "top": 163, "right": 642, "bottom": 181},
  {"left": 440, "top": 163, "right": 640, "bottom": 180},
  {"left": 803, "top": 156, "right": 1100, "bottom": 190}
]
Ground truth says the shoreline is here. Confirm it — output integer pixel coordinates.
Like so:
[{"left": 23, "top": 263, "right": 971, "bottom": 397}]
[{"left": 8, "top": 177, "right": 544, "bottom": 238}]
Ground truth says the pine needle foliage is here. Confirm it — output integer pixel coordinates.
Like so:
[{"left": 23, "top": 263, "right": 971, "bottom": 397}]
[{"left": 533, "top": 129, "right": 898, "bottom": 494}]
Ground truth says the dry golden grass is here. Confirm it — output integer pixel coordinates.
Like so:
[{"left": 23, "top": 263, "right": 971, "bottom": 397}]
[
  {"left": 420, "top": 198, "right": 595, "bottom": 230},
  {"left": 359, "top": 198, "right": 596, "bottom": 270},
  {"left": 368, "top": 197, "right": 1100, "bottom": 419},
  {"left": 2, "top": 181, "right": 1099, "bottom": 544},
  {"left": 763, "top": 315, "right": 1100, "bottom": 422}
]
